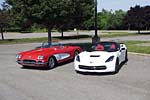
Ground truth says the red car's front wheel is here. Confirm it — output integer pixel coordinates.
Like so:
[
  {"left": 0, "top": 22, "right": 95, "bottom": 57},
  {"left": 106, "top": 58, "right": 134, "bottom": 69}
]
[{"left": 48, "top": 57, "right": 56, "bottom": 69}]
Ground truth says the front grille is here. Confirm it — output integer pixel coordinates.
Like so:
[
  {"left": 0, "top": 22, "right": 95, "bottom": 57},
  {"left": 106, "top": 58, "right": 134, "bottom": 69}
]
[
  {"left": 79, "top": 65, "right": 106, "bottom": 70},
  {"left": 23, "top": 60, "right": 36, "bottom": 64}
]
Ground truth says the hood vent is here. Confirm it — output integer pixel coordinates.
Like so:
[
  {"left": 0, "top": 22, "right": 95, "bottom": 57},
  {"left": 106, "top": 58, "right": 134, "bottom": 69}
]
[{"left": 90, "top": 55, "right": 100, "bottom": 57}]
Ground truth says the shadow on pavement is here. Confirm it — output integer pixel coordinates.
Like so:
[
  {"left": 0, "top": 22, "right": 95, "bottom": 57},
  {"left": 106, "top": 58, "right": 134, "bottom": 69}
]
[{"left": 53, "top": 35, "right": 91, "bottom": 40}]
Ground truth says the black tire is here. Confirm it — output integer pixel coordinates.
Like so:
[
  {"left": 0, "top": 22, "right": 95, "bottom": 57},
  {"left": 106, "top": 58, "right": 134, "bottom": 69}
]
[
  {"left": 125, "top": 50, "right": 128, "bottom": 62},
  {"left": 22, "top": 65, "right": 28, "bottom": 68},
  {"left": 115, "top": 58, "right": 119, "bottom": 73},
  {"left": 75, "top": 70, "right": 80, "bottom": 74},
  {"left": 75, "top": 70, "right": 83, "bottom": 74},
  {"left": 48, "top": 57, "right": 56, "bottom": 69}
]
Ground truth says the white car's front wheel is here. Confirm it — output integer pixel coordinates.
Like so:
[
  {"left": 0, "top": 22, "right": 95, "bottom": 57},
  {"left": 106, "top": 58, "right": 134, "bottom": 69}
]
[
  {"left": 115, "top": 59, "right": 119, "bottom": 73},
  {"left": 125, "top": 50, "right": 128, "bottom": 62}
]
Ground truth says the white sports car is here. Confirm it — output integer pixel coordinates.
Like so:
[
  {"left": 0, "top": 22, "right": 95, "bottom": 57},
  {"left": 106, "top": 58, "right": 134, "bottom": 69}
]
[{"left": 74, "top": 41, "right": 128, "bottom": 73}]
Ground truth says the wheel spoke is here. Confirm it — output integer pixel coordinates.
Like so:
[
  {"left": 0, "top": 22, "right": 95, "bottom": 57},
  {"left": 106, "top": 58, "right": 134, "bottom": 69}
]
[{"left": 48, "top": 57, "right": 55, "bottom": 68}]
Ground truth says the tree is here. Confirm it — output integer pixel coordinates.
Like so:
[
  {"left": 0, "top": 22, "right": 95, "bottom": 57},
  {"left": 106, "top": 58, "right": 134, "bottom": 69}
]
[
  {"left": 143, "top": 6, "right": 150, "bottom": 30},
  {"left": 56, "top": 20, "right": 73, "bottom": 38},
  {"left": 70, "top": 0, "right": 94, "bottom": 29},
  {"left": 97, "top": 9, "right": 126, "bottom": 30},
  {"left": 113, "top": 10, "right": 126, "bottom": 30},
  {"left": 0, "top": 2, "right": 11, "bottom": 40},
  {"left": 57, "top": 0, "right": 94, "bottom": 36},
  {"left": 124, "top": 5, "right": 150, "bottom": 33},
  {"left": 6, "top": 0, "right": 94, "bottom": 43},
  {"left": 98, "top": 9, "right": 113, "bottom": 30},
  {"left": 82, "top": 15, "right": 95, "bottom": 30}
]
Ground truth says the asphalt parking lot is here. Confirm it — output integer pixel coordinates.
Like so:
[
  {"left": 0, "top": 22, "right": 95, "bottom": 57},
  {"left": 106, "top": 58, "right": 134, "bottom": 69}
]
[{"left": 0, "top": 43, "right": 150, "bottom": 100}]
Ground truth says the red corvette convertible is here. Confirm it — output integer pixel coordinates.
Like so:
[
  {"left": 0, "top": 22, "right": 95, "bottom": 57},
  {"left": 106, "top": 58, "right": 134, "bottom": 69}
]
[{"left": 16, "top": 42, "right": 82, "bottom": 68}]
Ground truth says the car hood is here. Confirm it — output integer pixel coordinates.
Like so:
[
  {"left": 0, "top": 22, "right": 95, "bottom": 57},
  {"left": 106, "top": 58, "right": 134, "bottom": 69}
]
[
  {"left": 78, "top": 51, "right": 116, "bottom": 64},
  {"left": 20, "top": 48, "right": 56, "bottom": 58}
]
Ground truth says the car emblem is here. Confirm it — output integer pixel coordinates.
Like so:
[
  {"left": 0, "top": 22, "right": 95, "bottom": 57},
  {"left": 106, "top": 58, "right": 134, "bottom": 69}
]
[
  {"left": 90, "top": 61, "right": 93, "bottom": 63},
  {"left": 93, "top": 66, "right": 96, "bottom": 69},
  {"left": 28, "top": 56, "right": 32, "bottom": 59}
]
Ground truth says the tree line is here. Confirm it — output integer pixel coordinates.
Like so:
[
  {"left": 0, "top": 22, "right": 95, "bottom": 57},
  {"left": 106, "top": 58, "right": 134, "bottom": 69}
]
[
  {"left": 0, "top": 0, "right": 150, "bottom": 41},
  {"left": 124, "top": 5, "right": 150, "bottom": 33}
]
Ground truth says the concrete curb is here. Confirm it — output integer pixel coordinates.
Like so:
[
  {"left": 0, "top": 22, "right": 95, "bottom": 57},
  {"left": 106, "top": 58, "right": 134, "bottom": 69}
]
[{"left": 128, "top": 52, "right": 150, "bottom": 56}]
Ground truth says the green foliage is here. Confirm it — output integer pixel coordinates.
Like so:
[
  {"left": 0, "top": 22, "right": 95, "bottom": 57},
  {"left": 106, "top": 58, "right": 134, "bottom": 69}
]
[
  {"left": 98, "top": 9, "right": 126, "bottom": 30},
  {"left": 55, "top": 0, "right": 94, "bottom": 36},
  {"left": 30, "top": 23, "right": 47, "bottom": 32},
  {"left": 6, "top": 0, "right": 94, "bottom": 30},
  {"left": 5, "top": 28, "right": 21, "bottom": 32},
  {"left": 124, "top": 5, "right": 150, "bottom": 32},
  {"left": 83, "top": 9, "right": 126, "bottom": 30},
  {"left": 0, "top": 3, "right": 12, "bottom": 40},
  {"left": 3, "top": 1, "right": 150, "bottom": 32},
  {"left": 82, "top": 16, "right": 95, "bottom": 30},
  {"left": 6, "top": 0, "right": 94, "bottom": 42},
  {"left": 70, "top": 0, "right": 94, "bottom": 28}
]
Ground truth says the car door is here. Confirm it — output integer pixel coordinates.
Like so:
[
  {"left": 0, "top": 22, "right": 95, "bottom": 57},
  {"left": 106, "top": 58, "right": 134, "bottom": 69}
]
[
  {"left": 62, "top": 46, "right": 73, "bottom": 60},
  {"left": 119, "top": 44, "right": 126, "bottom": 62},
  {"left": 57, "top": 46, "right": 72, "bottom": 62}
]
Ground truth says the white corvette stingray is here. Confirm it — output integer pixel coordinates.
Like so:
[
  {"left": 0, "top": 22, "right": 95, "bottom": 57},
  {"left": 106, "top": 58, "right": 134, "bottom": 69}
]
[{"left": 74, "top": 41, "right": 128, "bottom": 73}]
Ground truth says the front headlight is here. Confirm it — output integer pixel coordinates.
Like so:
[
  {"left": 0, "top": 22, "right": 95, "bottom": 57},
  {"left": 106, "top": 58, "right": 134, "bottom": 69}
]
[
  {"left": 37, "top": 56, "right": 44, "bottom": 60},
  {"left": 16, "top": 54, "right": 21, "bottom": 59},
  {"left": 76, "top": 55, "right": 80, "bottom": 62},
  {"left": 105, "top": 56, "right": 114, "bottom": 63}
]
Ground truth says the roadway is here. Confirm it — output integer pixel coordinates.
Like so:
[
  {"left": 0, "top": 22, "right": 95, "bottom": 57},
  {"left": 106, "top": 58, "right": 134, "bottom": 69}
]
[{"left": 0, "top": 42, "right": 150, "bottom": 100}]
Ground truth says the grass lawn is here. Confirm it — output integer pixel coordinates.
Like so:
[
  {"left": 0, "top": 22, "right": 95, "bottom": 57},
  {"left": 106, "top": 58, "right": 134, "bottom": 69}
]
[
  {"left": 124, "top": 41, "right": 150, "bottom": 54},
  {"left": 100, "top": 32, "right": 138, "bottom": 38},
  {"left": 0, "top": 37, "right": 58, "bottom": 44}
]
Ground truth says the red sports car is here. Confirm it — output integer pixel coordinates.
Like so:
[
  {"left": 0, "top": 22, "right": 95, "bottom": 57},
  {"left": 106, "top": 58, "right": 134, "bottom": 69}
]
[{"left": 16, "top": 42, "right": 82, "bottom": 68}]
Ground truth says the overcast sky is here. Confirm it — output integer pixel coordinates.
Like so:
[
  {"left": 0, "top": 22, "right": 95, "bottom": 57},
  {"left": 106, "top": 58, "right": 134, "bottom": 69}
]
[{"left": 0, "top": 0, "right": 150, "bottom": 11}]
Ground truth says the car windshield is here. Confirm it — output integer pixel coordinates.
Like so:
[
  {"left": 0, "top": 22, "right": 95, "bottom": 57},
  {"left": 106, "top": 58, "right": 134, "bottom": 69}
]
[
  {"left": 41, "top": 42, "right": 63, "bottom": 48},
  {"left": 90, "top": 42, "right": 118, "bottom": 52}
]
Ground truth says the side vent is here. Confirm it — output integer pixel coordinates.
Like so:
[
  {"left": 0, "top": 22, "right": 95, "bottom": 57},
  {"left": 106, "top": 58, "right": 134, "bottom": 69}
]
[{"left": 90, "top": 55, "right": 100, "bottom": 57}]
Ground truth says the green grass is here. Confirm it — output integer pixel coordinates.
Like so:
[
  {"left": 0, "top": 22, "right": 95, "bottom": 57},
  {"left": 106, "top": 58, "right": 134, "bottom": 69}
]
[
  {"left": 0, "top": 35, "right": 91, "bottom": 44},
  {"left": 100, "top": 32, "right": 138, "bottom": 38},
  {"left": 124, "top": 41, "right": 150, "bottom": 54},
  {"left": 0, "top": 38, "right": 59, "bottom": 44}
]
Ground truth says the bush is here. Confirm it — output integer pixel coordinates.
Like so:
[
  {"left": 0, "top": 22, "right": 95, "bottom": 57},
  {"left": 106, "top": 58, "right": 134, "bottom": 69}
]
[{"left": 30, "top": 23, "right": 47, "bottom": 32}]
